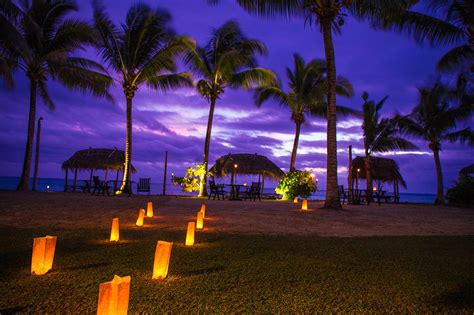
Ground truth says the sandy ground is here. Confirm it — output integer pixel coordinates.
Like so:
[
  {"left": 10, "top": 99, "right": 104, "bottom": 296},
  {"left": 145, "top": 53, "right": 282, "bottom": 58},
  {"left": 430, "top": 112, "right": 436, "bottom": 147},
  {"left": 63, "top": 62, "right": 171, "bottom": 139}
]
[{"left": 0, "top": 191, "right": 473, "bottom": 237}]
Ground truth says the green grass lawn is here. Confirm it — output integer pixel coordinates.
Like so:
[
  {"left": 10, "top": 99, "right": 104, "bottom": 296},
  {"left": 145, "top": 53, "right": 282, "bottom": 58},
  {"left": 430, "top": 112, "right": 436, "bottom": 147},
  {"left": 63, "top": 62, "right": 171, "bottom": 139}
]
[{"left": 0, "top": 225, "right": 473, "bottom": 313}]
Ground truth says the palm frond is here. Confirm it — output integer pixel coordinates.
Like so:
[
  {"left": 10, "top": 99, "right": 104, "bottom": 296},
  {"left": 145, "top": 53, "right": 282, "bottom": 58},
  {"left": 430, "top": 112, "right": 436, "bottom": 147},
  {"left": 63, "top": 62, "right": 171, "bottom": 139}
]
[
  {"left": 145, "top": 72, "right": 193, "bottom": 92},
  {"left": 230, "top": 67, "right": 277, "bottom": 89},
  {"left": 37, "top": 79, "right": 54, "bottom": 110},
  {"left": 437, "top": 44, "right": 474, "bottom": 73},
  {"left": 444, "top": 127, "right": 474, "bottom": 145},
  {"left": 253, "top": 85, "right": 289, "bottom": 107}
]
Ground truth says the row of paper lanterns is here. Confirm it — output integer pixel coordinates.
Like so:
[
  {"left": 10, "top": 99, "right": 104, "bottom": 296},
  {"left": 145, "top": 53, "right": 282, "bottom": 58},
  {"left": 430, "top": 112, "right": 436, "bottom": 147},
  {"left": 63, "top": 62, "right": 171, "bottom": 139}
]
[{"left": 31, "top": 201, "right": 208, "bottom": 314}]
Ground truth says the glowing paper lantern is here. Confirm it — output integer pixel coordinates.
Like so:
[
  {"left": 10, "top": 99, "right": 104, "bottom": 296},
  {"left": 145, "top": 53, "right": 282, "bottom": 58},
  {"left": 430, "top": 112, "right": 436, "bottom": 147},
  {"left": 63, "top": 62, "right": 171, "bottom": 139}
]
[
  {"left": 196, "top": 211, "right": 204, "bottom": 230},
  {"left": 200, "top": 204, "right": 206, "bottom": 218},
  {"left": 152, "top": 241, "right": 173, "bottom": 280},
  {"left": 31, "top": 235, "right": 57, "bottom": 275},
  {"left": 97, "top": 275, "right": 131, "bottom": 315},
  {"left": 110, "top": 218, "right": 119, "bottom": 242},
  {"left": 293, "top": 197, "right": 298, "bottom": 203},
  {"left": 185, "top": 222, "right": 195, "bottom": 246},
  {"left": 146, "top": 202, "right": 153, "bottom": 218},
  {"left": 136, "top": 209, "right": 145, "bottom": 226},
  {"left": 301, "top": 199, "right": 308, "bottom": 211}
]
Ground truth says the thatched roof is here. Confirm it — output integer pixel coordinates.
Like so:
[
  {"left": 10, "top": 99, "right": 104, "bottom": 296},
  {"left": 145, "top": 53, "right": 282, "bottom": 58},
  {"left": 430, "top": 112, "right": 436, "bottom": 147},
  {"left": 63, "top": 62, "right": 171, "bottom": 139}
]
[
  {"left": 62, "top": 148, "right": 136, "bottom": 172},
  {"left": 350, "top": 156, "right": 407, "bottom": 188},
  {"left": 460, "top": 163, "right": 474, "bottom": 175},
  {"left": 209, "top": 153, "right": 284, "bottom": 179}
]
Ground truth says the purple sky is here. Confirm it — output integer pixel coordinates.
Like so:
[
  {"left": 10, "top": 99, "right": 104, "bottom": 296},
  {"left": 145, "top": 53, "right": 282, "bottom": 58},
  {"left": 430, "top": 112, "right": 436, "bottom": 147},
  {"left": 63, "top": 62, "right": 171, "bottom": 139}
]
[{"left": 0, "top": 0, "right": 472, "bottom": 193}]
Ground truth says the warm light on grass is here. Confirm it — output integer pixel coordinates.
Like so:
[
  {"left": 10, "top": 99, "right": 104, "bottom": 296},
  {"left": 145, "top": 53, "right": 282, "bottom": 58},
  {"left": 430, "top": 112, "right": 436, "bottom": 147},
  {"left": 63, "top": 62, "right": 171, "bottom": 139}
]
[
  {"left": 185, "top": 222, "right": 195, "bottom": 246},
  {"left": 136, "top": 209, "right": 145, "bottom": 226},
  {"left": 97, "top": 275, "right": 131, "bottom": 315},
  {"left": 196, "top": 211, "right": 204, "bottom": 230},
  {"left": 110, "top": 218, "right": 119, "bottom": 242},
  {"left": 153, "top": 241, "right": 173, "bottom": 280},
  {"left": 31, "top": 235, "right": 57, "bottom": 275},
  {"left": 146, "top": 202, "right": 153, "bottom": 218}
]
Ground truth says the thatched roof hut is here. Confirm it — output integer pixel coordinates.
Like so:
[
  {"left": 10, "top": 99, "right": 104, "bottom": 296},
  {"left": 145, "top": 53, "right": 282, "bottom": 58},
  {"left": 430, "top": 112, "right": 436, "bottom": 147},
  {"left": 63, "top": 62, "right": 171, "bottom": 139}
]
[
  {"left": 350, "top": 156, "right": 407, "bottom": 188},
  {"left": 460, "top": 163, "right": 474, "bottom": 175},
  {"left": 62, "top": 148, "right": 135, "bottom": 172},
  {"left": 210, "top": 153, "right": 284, "bottom": 179}
]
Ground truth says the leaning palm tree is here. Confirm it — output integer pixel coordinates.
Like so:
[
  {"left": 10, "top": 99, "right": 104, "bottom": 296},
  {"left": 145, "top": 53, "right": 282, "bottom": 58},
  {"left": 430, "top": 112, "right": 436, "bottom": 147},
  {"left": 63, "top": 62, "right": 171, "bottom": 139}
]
[
  {"left": 0, "top": 0, "right": 113, "bottom": 191},
  {"left": 361, "top": 92, "right": 417, "bottom": 201},
  {"left": 93, "top": 1, "right": 194, "bottom": 194},
  {"left": 254, "top": 53, "right": 354, "bottom": 170},
  {"left": 397, "top": 81, "right": 473, "bottom": 205},
  {"left": 184, "top": 20, "right": 276, "bottom": 197},
  {"left": 208, "top": 0, "right": 417, "bottom": 209}
]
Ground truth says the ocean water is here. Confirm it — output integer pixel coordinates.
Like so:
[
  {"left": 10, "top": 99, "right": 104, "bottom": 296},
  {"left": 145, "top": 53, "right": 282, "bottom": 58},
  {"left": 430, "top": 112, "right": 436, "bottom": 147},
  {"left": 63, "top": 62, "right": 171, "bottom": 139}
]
[{"left": 0, "top": 176, "right": 436, "bottom": 204}]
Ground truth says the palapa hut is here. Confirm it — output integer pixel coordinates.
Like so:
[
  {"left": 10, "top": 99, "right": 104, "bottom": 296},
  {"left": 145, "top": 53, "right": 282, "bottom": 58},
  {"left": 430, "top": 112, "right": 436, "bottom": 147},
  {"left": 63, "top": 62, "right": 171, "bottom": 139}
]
[
  {"left": 350, "top": 156, "right": 406, "bottom": 202},
  {"left": 62, "top": 147, "right": 135, "bottom": 192},
  {"left": 209, "top": 153, "right": 284, "bottom": 192}
]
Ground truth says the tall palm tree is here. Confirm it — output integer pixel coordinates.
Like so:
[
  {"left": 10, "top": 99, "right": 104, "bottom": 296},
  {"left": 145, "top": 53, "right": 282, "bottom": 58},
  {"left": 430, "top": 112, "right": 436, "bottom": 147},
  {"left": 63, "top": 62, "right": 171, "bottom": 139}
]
[
  {"left": 184, "top": 20, "right": 276, "bottom": 197},
  {"left": 254, "top": 53, "right": 354, "bottom": 170},
  {"left": 361, "top": 92, "right": 417, "bottom": 200},
  {"left": 208, "top": 0, "right": 416, "bottom": 209},
  {"left": 93, "top": 1, "right": 194, "bottom": 194},
  {"left": 0, "top": 0, "right": 113, "bottom": 191},
  {"left": 397, "top": 81, "right": 473, "bottom": 205}
]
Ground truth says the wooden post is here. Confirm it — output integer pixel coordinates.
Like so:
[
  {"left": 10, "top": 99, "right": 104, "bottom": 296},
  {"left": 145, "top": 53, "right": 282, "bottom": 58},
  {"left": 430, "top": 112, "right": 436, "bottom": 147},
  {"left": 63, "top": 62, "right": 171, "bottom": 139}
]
[
  {"left": 347, "top": 145, "right": 353, "bottom": 203},
  {"left": 73, "top": 167, "right": 78, "bottom": 192},
  {"left": 32, "top": 117, "right": 43, "bottom": 191},
  {"left": 64, "top": 168, "right": 68, "bottom": 192},
  {"left": 115, "top": 169, "right": 120, "bottom": 191},
  {"left": 162, "top": 151, "right": 168, "bottom": 196},
  {"left": 261, "top": 174, "right": 265, "bottom": 195},
  {"left": 89, "top": 169, "right": 94, "bottom": 193}
]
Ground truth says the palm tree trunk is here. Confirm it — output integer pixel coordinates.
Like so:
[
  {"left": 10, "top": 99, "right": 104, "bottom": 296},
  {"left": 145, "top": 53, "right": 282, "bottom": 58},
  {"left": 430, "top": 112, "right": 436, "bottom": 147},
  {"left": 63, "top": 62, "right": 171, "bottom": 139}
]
[
  {"left": 199, "top": 96, "right": 217, "bottom": 197},
  {"left": 290, "top": 122, "right": 302, "bottom": 170},
  {"left": 17, "top": 79, "right": 37, "bottom": 191},
  {"left": 321, "top": 21, "right": 341, "bottom": 209},
  {"left": 365, "top": 151, "right": 372, "bottom": 205},
  {"left": 119, "top": 95, "right": 133, "bottom": 194},
  {"left": 432, "top": 147, "right": 445, "bottom": 205}
]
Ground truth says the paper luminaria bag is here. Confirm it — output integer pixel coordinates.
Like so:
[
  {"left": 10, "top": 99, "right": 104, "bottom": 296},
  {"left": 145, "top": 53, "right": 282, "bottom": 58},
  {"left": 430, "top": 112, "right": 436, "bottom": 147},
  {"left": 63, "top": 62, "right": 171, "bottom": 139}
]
[
  {"left": 110, "top": 218, "right": 119, "bottom": 242},
  {"left": 31, "top": 235, "right": 57, "bottom": 275},
  {"left": 200, "top": 204, "right": 206, "bottom": 218},
  {"left": 196, "top": 211, "right": 204, "bottom": 230},
  {"left": 97, "top": 275, "right": 131, "bottom": 315},
  {"left": 136, "top": 209, "right": 145, "bottom": 226},
  {"left": 185, "top": 222, "right": 195, "bottom": 246},
  {"left": 301, "top": 199, "right": 308, "bottom": 211},
  {"left": 146, "top": 202, "right": 153, "bottom": 218},
  {"left": 152, "top": 241, "right": 173, "bottom": 280},
  {"left": 293, "top": 197, "right": 298, "bottom": 203}
]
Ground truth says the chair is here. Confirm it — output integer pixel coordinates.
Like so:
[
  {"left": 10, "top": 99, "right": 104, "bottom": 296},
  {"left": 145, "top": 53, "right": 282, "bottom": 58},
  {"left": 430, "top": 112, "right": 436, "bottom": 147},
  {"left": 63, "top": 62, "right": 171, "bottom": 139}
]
[
  {"left": 136, "top": 178, "right": 151, "bottom": 195},
  {"left": 244, "top": 182, "right": 261, "bottom": 201},
  {"left": 338, "top": 185, "right": 348, "bottom": 204},
  {"left": 92, "top": 176, "right": 110, "bottom": 196},
  {"left": 208, "top": 180, "right": 225, "bottom": 200}
]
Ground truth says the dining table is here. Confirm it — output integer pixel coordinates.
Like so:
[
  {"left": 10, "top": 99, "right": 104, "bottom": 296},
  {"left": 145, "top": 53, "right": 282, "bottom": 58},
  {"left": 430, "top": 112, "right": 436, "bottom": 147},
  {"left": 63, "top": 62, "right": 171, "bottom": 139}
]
[{"left": 225, "top": 184, "right": 246, "bottom": 200}]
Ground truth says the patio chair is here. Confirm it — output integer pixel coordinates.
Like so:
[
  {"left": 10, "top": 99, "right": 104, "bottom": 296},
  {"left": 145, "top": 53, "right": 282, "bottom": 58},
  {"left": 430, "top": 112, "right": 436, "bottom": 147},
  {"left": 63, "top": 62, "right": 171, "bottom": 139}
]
[
  {"left": 244, "top": 182, "right": 261, "bottom": 201},
  {"left": 338, "top": 185, "right": 348, "bottom": 204},
  {"left": 92, "top": 176, "right": 110, "bottom": 196},
  {"left": 136, "top": 178, "right": 151, "bottom": 195},
  {"left": 208, "top": 180, "right": 225, "bottom": 200}
]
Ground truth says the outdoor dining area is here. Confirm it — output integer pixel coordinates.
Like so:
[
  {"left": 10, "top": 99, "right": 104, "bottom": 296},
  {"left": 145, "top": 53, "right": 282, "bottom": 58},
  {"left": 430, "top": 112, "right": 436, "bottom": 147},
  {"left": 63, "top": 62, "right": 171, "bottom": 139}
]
[
  {"left": 341, "top": 156, "right": 405, "bottom": 205},
  {"left": 62, "top": 147, "right": 149, "bottom": 196},
  {"left": 208, "top": 153, "right": 284, "bottom": 201}
]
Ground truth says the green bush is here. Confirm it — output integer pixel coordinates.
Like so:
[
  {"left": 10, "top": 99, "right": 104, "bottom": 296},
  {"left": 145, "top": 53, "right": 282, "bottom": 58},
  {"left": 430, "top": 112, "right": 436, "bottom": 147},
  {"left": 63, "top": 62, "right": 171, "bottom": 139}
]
[
  {"left": 275, "top": 169, "right": 317, "bottom": 201},
  {"left": 446, "top": 174, "right": 474, "bottom": 207},
  {"left": 172, "top": 163, "right": 210, "bottom": 193}
]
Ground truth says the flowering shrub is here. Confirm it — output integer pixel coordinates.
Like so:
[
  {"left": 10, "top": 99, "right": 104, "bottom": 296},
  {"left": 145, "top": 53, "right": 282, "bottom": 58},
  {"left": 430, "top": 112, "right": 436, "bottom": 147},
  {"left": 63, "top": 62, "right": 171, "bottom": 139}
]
[
  {"left": 275, "top": 169, "right": 317, "bottom": 200},
  {"left": 172, "top": 163, "right": 210, "bottom": 193}
]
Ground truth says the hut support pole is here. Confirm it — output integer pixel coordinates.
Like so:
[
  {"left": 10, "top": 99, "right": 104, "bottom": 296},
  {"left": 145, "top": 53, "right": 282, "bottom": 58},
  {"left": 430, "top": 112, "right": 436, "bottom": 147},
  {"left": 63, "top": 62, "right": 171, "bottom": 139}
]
[
  {"left": 72, "top": 167, "right": 78, "bottom": 192},
  {"left": 89, "top": 169, "right": 93, "bottom": 192},
  {"left": 261, "top": 174, "right": 265, "bottom": 195},
  {"left": 348, "top": 145, "right": 353, "bottom": 202},
  {"left": 115, "top": 170, "right": 120, "bottom": 191},
  {"left": 64, "top": 168, "right": 68, "bottom": 192},
  {"left": 163, "top": 150, "right": 168, "bottom": 196}
]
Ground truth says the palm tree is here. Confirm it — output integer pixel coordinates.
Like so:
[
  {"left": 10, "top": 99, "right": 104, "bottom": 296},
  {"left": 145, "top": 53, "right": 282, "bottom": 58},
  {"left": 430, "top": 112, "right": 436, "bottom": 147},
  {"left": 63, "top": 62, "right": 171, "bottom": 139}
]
[
  {"left": 184, "top": 20, "right": 276, "bottom": 197},
  {"left": 386, "top": 0, "right": 473, "bottom": 73},
  {"left": 360, "top": 92, "right": 417, "bottom": 201},
  {"left": 397, "top": 81, "right": 473, "bottom": 205},
  {"left": 0, "top": 0, "right": 113, "bottom": 191},
  {"left": 254, "top": 53, "right": 354, "bottom": 170},
  {"left": 208, "top": 0, "right": 416, "bottom": 209},
  {"left": 93, "top": 1, "right": 194, "bottom": 194}
]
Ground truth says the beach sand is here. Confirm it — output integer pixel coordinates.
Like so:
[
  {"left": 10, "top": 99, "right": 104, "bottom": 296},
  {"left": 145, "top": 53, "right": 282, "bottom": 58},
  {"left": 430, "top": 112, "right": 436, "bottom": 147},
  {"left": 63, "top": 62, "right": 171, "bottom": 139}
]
[{"left": 0, "top": 191, "right": 472, "bottom": 237}]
